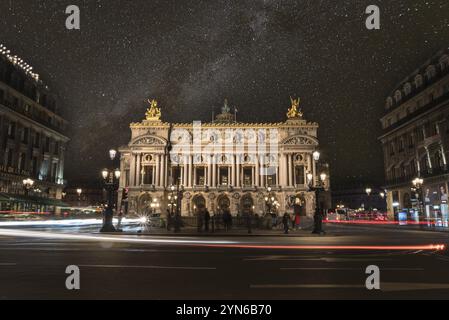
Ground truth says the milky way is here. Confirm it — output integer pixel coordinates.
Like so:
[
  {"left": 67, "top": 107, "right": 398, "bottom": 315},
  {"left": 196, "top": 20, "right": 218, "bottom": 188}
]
[{"left": 1, "top": 0, "right": 449, "bottom": 189}]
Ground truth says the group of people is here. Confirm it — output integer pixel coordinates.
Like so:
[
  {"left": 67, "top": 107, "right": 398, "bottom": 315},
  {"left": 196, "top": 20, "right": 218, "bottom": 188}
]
[
  {"left": 163, "top": 206, "right": 324, "bottom": 235},
  {"left": 281, "top": 212, "right": 302, "bottom": 234},
  {"left": 165, "top": 210, "right": 182, "bottom": 232},
  {"left": 196, "top": 207, "right": 211, "bottom": 232},
  {"left": 196, "top": 208, "right": 234, "bottom": 232}
]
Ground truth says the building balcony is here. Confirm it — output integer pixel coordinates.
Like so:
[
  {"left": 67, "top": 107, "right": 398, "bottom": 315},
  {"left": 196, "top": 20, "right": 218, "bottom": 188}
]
[
  {"left": 193, "top": 185, "right": 209, "bottom": 192},
  {"left": 242, "top": 185, "right": 256, "bottom": 191},
  {"left": 382, "top": 90, "right": 449, "bottom": 134},
  {"left": 140, "top": 184, "right": 156, "bottom": 191},
  {"left": 217, "top": 184, "right": 233, "bottom": 192},
  {"left": 385, "top": 166, "right": 448, "bottom": 187}
]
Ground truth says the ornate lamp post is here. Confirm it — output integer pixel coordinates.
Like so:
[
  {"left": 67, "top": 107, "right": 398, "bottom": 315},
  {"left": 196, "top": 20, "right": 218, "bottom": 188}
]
[
  {"left": 365, "top": 187, "right": 372, "bottom": 214},
  {"left": 22, "top": 178, "right": 34, "bottom": 211},
  {"left": 308, "top": 150, "right": 327, "bottom": 234},
  {"left": 150, "top": 198, "right": 160, "bottom": 214},
  {"left": 264, "top": 186, "right": 276, "bottom": 216},
  {"left": 22, "top": 178, "right": 34, "bottom": 196},
  {"left": 167, "top": 185, "right": 178, "bottom": 215},
  {"left": 100, "top": 149, "right": 121, "bottom": 233},
  {"left": 76, "top": 188, "right": 82, "bottom": 207},
  {"left": 412, "top": 177, "right": 424, "bottom": 216}
]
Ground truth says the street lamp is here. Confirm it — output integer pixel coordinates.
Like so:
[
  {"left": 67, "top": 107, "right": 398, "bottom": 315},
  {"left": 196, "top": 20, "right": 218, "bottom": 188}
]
[
  {"left": 22, "top": 178, "right": 35, "bottom": 212},
  {"left": 412, "top": 177, "right": 424, "bottom": 216},
  {"left": 308, "top": 149, "right": 327, "bottom": 234},
  {"left": 150, "top": 198, "right": 160, "bottom": 214},
  {"left": 265, "top": 186, "right": 276, "bottom": 216},
  {"left": 167, "top": 184, "right": 182, "bottom": 232},
  {"left": 76, "top": 188, "right": 82, "bottom": 207},
  {"left": 22, "top": 178, "right": 34, "bottom": 195},
  {"left": 365, "top": 187, "right": 372, "bottom": 214},
  {"left": 100, "top": 149, "right": 120, "bottom": 232}
]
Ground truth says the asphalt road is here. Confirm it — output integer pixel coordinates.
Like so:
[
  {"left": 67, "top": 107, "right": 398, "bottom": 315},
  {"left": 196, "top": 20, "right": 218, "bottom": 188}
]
[{"left": 1, "top": 224, "right": 449, "bottom": 299}]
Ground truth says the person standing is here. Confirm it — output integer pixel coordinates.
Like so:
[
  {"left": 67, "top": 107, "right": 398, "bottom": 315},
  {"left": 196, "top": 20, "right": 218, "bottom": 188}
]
[
  {"left": 312, "top": 209, "right": 325, "bottom": 234},
  {"left": 197, "top": 209, "right": 204, "bottom": 233},
  {"left": 223, "top": 209, "right": 231, "bottom": 231},
  {"left": 166, "top": 209, "right": 171, "bottom": 231},
  {"left": 204, "top": 208, "right": 211, "bottom": 232},
  {"left": 295, "top": 214, "right": 301, "bottom": 230},
  {"left": 246, "top": 211, "right": 253, "bottom": 234},
  {"left": 282, "top": 212, "right": 290, "bottom": 234}
]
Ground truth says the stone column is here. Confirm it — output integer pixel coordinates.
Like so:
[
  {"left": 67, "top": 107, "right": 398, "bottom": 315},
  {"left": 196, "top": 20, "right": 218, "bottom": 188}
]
[
  {"left": 189, "top": 155, "right": 194, "bottom": 187},
  {"left": 136, "top": 154, "right": 141, "bottom": 186},
  {"left": 160, "top": 154, "right": 165, "bottom": 187},
  {"left": 231, "top": 155, "right": 235, "bottom": 186},
  {"left": 183, "top": 156, "right": 188, "bottom": 186},
  {"left": 236, "top": 157, "right": 241, "bottom": 187},
  {"left": 193, "top": 163, "right": 197, "bottom": 187},
  {"left": 155, "top": 155, "right": 160, "bottom": 186},
  {"left": 279, "top": 153, "right": 285, "bottom": 186},
  {"left": 252, "top": 166, "right": 255, "bottom": 186},
  {"left": 287, "top": 153, "right": 292, "bottom": 187},
  {"left": 255, "top": 155, "right": 260, "bottom": 187},
  {"left": 207, "top": 155, "right": 212, "bottom": 186},
  {"left": 130, "top": 154, "right": 136, "bottom": 186},
  {"left": 212, "top": 159, "right": 217, "bottom": 187}
]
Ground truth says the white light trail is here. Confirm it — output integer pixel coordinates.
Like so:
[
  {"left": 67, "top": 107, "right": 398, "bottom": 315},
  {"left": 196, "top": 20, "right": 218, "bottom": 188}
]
[
  {"left": 0, "top": 228, "right": 236, "bottom": 245},
  {"left": 0, "top": 218, "right": 140, "bottom": 227}
]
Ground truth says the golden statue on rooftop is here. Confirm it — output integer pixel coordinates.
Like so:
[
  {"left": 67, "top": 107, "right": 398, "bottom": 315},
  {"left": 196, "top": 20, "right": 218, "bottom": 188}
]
[
  {"left": 145, "top": 99, "right": 162, "bottom": 121},
  {"left": 287, "top": 97, "right": 303, "bottom": 119}
]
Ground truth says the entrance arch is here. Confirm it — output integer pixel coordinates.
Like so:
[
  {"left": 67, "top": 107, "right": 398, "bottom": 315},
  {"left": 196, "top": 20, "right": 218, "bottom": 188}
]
[
  {"left": 217, "top": 194, "right": 230, "bottom": 212},
  {"left": 192, "top": 194, "right": 206, "bottom": 214},
  {"left": 240, "top": 194, "right": 254, "bottom": 215}
]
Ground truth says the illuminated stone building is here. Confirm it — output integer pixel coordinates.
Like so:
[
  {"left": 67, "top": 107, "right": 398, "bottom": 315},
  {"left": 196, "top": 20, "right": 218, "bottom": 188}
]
[
  {"left": 0, "top": 45, "right": 69, "bottom": 213},
  {"left": 118, "top": 98, "right": 330, "bottom": 217},
  {"left": 380, "top": 48, "right": 449, "bottom": 219}
]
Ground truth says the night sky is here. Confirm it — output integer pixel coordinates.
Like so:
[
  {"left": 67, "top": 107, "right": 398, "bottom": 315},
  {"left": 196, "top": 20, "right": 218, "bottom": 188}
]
[{"left": 1, "top": 0, "right": 449, "bottom": 189}]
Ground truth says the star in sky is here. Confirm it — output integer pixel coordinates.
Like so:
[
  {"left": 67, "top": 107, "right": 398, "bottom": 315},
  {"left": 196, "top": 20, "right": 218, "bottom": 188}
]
[{"left": 1, "top": 0, "right": 448, "bottom": 188}]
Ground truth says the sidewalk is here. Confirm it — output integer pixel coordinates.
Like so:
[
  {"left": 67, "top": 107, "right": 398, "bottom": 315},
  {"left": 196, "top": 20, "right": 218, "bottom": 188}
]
[{"left": 107, "top": 226, "right": 333, "bottom": 237}]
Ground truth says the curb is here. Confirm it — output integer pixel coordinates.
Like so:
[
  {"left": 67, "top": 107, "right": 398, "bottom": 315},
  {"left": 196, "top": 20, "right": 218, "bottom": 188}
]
[{"left": 97, "top": 231, "right": 333, "bottom": 237}]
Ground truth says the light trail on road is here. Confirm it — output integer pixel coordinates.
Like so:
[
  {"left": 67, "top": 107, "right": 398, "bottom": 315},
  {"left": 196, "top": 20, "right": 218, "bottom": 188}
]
[
  {"left": 0, "top": 218, "right": 140, "bottom": 227},
  {"left": 325, "top": 219, "right": 447, "bottom": 226},
  {"left": 0, "top": 228, "right": 445, "bottom": 251}
]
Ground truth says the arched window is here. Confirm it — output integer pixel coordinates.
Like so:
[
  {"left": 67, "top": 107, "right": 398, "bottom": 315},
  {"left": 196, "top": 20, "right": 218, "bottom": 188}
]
[
  {"left": 434, "top": 151, "right": 444, "bottom": 169},
  {"left": 400, "top": 163, "right": 406, "bottom": 177},
  {"left": 386, "top": 97, "right": 393, "bottom": 109},
  {"left": 420, "top": 157, "right": 428, "bottom": 174},
  {"left": 403, "top": 83, "right": 412, "bottom": 96},
  {"left": 425, "top": 65, "right": 436, "bottom": 80},
  {"left": 410, "top": 161, "right": 416, "bottom": 175},
  {"left": 394, "top": 90, "right": 402, "bottom": 103},
  {"left": 415, "top": 74, "right": 423, "bottom": 88}
]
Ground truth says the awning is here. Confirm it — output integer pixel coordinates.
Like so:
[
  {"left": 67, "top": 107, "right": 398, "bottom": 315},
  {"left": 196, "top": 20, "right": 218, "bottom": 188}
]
[{"left": 0, "top": 193, "right": 68, "bottom": 207}]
